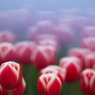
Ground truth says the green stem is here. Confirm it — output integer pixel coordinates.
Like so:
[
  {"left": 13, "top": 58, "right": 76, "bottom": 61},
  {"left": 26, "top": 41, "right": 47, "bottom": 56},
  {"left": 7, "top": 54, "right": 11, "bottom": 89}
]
[{"left": 9, "top": 91, "right": 12, "bottom": 95}]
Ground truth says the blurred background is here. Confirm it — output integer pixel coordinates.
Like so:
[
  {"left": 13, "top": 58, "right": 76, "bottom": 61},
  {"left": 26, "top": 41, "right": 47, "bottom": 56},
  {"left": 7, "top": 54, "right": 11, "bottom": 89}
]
[{"left": 0, "top": 0, "right": 95, "bottom": 95}]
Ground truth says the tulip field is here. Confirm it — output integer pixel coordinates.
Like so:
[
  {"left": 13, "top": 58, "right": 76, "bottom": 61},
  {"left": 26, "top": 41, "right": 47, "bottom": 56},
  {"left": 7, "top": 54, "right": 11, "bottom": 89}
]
[{"left": 1, "top": 4, "right": 95, "bottom": 95}]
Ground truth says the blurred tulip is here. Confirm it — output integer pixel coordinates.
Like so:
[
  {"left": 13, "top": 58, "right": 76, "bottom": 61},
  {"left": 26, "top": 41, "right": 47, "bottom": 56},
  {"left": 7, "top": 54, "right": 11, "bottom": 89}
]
[
  {"left": 0, "top": 61, "right": 22, "bottom": 90},
  {"left": 81, "top": 37, "right": 95, "bottom": 51},
  {"left": 15, "top": 41, "right": 36, "bottom": 65},
  {"left": 31, "top": 45, "right": 57, "bottom": 70},
  {"left": 38, "top": 73, "right": 62, "bottom": 95},
  {"left": 80, "top": 69, "right": 95, "bottom": 95},
  {"left": 0, "top": 42, "right": 16, "bottom": 65},
  {"left": 35, "top": 33, "right": 57, "bottom": 43},
  {"left": 85, "top": 52, "right": 95, "bottom": 69},
  {"left": 54, "top": 24, "right": 73, "bottom": 46},
  {"left": 40, "top": 65, "right": 66, "bottom": 84},
  {"left": 82, "top": 26, "right": 95, "bottom": 38},
  {"left": 37, "top": 20, "right": 55, "bottom": 34},
  {"left": 68, "top": 48, "right": 91, "bottom": 69},
  {"left": 59, "top": 57, "right": 82, "bottom": 83},
  {"left": 27, "top": 26, "right": 38, "bottom": 41},
  {"left": 0, "top": 31, "right": 15, "bottom": 43}
]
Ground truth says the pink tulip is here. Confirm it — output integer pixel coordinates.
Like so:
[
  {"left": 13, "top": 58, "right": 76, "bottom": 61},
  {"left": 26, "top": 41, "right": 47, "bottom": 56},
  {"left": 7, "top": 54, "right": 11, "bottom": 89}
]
[
  {"left": 85, "top": 52, "right": 95, "bottom": 69},
  {"left": 59, "top": 57, "right": 82, "bottom": 83},
  {"left": 35, "top": 33, "right": 57, "bottom": 43},
  {"left": 40, "top": 65, "right": 66, "bottom": 84},
  {"left": 0, "top": 31, "right": 15, "bottom": 43},
  {"left": 54, "top": 24, "right": 73, "bottom": 46},
  {"left": 82, "top": 26, "right": 95, "bottom": 38},
  {"left": 31, "top": 45, "right": 57, "bottom": 70},
  {"left": 15, "top": 41, "right": 36, "bottom": 65},
  {"left": 81, "top": 37, "right": 95, "bottom": 51},
  {"left": 27, "top": 26, "right": 38, "bottom": 41},
  {"left": 0, "top": 42, "right": 16, "bottom": 65},
  {"left": 80, "top": 69, "right": 95, "bottom": 95},
  {"left": 68, "top": 48, "right": 91, "bottom": 69},
  {"left": 0, "top": 61, "right": 22, "bottom": 90},
  {"left": 38, "top": 73, "right": 62, "bottom": 95},
  {"left": 37, "top": 20, "right": 55, "bottom": 34}
]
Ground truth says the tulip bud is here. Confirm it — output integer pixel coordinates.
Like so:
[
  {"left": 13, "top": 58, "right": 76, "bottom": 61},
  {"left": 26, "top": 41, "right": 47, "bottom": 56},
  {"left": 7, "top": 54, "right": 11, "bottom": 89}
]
[
  {"left": 80, "top": 69, "right": 95, "bottom": 95},
  {"left": 0, "top": 31, "right": 15, "bottom": 43},
  {"left": 40, "top": 65, "right": 66, "bottom": 84},
  {"left": 68, "top": 48, "right": 91, "bottom": 69},
  {"left": 0, "top": 42, "right": 16, "bottom": 65},
  {"left": 85, "top": 52, "right": 95, "bottom": 69},
  {"left": 38, "top": 73, "right": 62, "bottom": 95},
  {"left": 31, "top": 45, "right": 57, "bottom": 70},
  {"left": 59, "top": 57, "right": 82, "bottom": 83},
  {"left": 0, "top": 61, "right": 22, "bottom": 90},
  {"left": 81, "top": 37, "right": 95, "bottom": 51},
  {"left": 15, "top": 41, "right": 36, "bottom": 65}
]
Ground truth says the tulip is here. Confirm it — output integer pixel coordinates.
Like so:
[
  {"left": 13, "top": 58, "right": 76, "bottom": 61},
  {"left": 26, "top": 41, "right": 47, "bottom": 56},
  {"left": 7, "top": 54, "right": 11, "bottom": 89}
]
[
  {"left": 40, "top": 65, "right": 66, "bottom": 84},
  {"left": 37, "top": 20, "right": 55, "bottom": 34},
  {"left": 59, "top": 57, "right": 82, "bottom": 83},
  {"left": 0, "top": 61, "right": 22, "bottom": 90},
  {"left": 82, "top": 26, "right": 95, "bottom": 38},
  {"left": 81, "top": 37, "right": 95, "bottom": 51},
  {"left": 80, "top": 69, "right": 95, "bottom": 95},
  {"left": 31, "top": 45, "right": 57, "bottom": 70},
  {"left": 0, "top": 77, "right": 26, "bottom": 95},
  {"left": 0, "top": 42, "right": 16, "bottom": 65},
  {"left": 85, "top": 52, "right": 95, "bottom": 69},
  {"left": 54, "top": 24, "right": 73, "bottom": 46},
  {"left": 15, "top": 41, "right": 36, "bottom": 65},
  {"left": 68, "top": 48, "right": 91, "bottom": 69},
  {"left": 0, "top": 31, "right": 15, "bottom": 43},
  {"left": 0, "top": 85, "right": 9, "bottom": 95},
  {"left": 27, "top": 26, "right": 38, "bottom": 41},
  {"left": 13, "top": 77, "right": 26, "bottom": 95},
  {"left": 38, "top": 73, "right": 62, "bottom": 95}
]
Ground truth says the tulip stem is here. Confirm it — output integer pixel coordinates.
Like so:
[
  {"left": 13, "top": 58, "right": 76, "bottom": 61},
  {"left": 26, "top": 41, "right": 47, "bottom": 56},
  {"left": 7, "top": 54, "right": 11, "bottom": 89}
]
[{"left": 9, "top": 91, "right": 12, "bottom": 95}]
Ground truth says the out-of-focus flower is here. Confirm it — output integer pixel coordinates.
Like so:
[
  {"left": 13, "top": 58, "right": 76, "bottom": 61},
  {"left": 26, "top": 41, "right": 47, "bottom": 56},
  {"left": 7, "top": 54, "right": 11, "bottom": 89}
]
[
  {"left": 0, "top": 31, "right": 15, "bottom": 43},
  {"left": 0, "top": 61, "right": 22, "bottom": 90},
  {"left": 82, "top": 26, "right": 95, "bottom": 38},
  {"left": 59, "top": 57, "right": 82, "bottom": 83},
  {"left": 81, "top": 37, "right": 95, "bottom": 51},
  {"left": 38, "top": 73, "right": 62, "bottom": 95},
  {"left": 15, "top": 41, "right": 36, "bottom": 65},
  {"left": 31, "top": 45, "right": 57, "bottom": 70},
  {"left": 0, "top": 42, "right": 16, "bottom": 65},
  {"left": 40, "top": 65, "right": 66, "bottom": 84},
  {"left": 27, "top": 26, "right": 38, "bottom": 41},
  {"left": 35, "top": 33, "right": 57, "bottom": 43},
  {"left": 54, "top": 24, "right": 73, "bottom": 46},
  {"left": 85, "top": 52, "right": 95, "bottom": 69},
  {"left": 13, "top": 77, "right": 26, "bottom": 95},
  {"left": 68, "top": 48, "right": 91, "bottom": 69},
  {"left": 80, "top": 69, "right": 95, "bottom": 95},
  {"left": 37, "top": 20, "right": 55, "bottom": 34}
]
